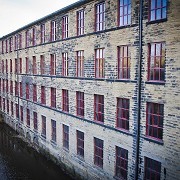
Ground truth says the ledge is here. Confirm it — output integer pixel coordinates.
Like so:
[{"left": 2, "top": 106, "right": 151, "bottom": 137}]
[
  {"left": 145, "top": 81, "right": 165, "bottom": 85},
  {"left": 143, "top": 136, "right": 164, "bottom": 145},
  {"left": 146, "top": 18, "right": 167, "bottom": 25}
]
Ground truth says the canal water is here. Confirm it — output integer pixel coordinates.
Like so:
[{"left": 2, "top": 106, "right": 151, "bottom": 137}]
[{"left": 0, "top": 123, "right": 73, "bottom": 180}]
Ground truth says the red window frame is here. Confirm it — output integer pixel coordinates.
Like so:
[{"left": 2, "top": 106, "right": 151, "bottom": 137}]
[
  {"left": 50, "top": 54, "right": 56, "bottom": 75},
  {"left": 95, "top": 48, "right": 104, "bottom": 78},
  {"left": 25, "top": 30, "right": 29, "bottom": 48},
  {"left": 26, "top": 57, "right": 29, "bottom": 74},
  {"left": 14, "top": 35, "right": 18, "bottom": 50},
  {"left": 117, "top": 98, "right": 130, "bottom": 130},
  {"left": 32, "top": 56, "right": 37, "bottom": 74},
  {"left": 40, "top": 55, "right": 45, "bottom": 75},
  {"left": 33, "top": 84, "right": 37, "bottom": 102},
  {"left": 41, "top": 24, "right": 45, "bottom": 44},
  {"left": 62, "top": 53, "right": 68, "bottom": 76},
  {"left": 10, "top": 59, "right": 12, "bottom": 73},
  {"left": 26, "top": 83, "right": 29, "bottom": 100},
  {"left": 42, "top": 115, "right": 46, "bottom": 137},
  {"left": 148, "top": 42, "right": 165, "bottom": 82},
  {"left": 94, "top": 137, "right": 103, "bottom": 168},
  {"left": 20, "top": 82, "right": 23, "bottom": 98},
  {"left": 118, "top": 46, "right": 130, "bottom": 79},
  {"left": 51, "top": 21, "right": 56, "bottom": 41},
  {"left": 62, "top": 89, "right": 69, "bottom": 112},
  {"left": 118, "top": 0, "right": 131, "bottom": 26},
  {"left": 77, "top": 10, "right": 84, "bottom": 36},
  {"left": 15, "top": 58, "right": 18, "bottom": 74},
  {"left": 32, "top": 27, "right": 36, "bottom": 46},
  {"left": 144, "top": 157, "right": 161, "bottom": 180},
  {"left": 7, "top": 100, "right": 9, "bottom": 114},
  {"left": 6, "top": 59, "right": 8, "bottom": 74},
  {"left": 63, "top": 124, "right": 69, "bottom": 149},
  {"left": 2, "top": 40, "right": 4, "bottom": 54},
  {"left": 33, "top": 111, "right": 38, "bottom": 130},
  {"left": 149, "top": 0, "right": 167, "bottom": 21},
  {"left": 95, "top": 2, "right": 105, "bottom": 31},
  {"left": 76, "top": 91, "right": 84, "bottom": 117},
  {"left": 94, "top": 94, "right": 104, "bottom": 123},
  {"left": 18, "top": 34, "right": 22, "bottom": 49},
  {"left": 19, "top": 58, "right": 22, "bottom": 73},
  {"left": 15, "top": 81, "right": 18, "bottom": 96},
  {"left": 0, "top": 96, "right": 1, "bottom": 110},
  {"left": 9, "top": 37, "right": 13, "bottom": 52},
  {"left": 27, "top": 109, "right": 30, "bottom": 127},
  {"left": 76, "top": 51, "right": 84, "bottom": 77},
  {"left": 11, "top": 101, "right": 14, "bottom": 116},
  {"left": 3, "top": 98, "right": 5, "bottom": 112},
  {"left": 41, "top": 86, "right": 46, "bottom": 105},
  {"left": 51, "top": 119, "right": 56, "bottom": 142},
  {"left": 2, "top": 79, "right": 5, "bottom": 93},
  {"left": 6, "top": 39, "right": 8, "bottom": 53},
  {"left": 51, "top": 87, "right": 56, "bottom": 108},
  {"left": 62, "top": 16, "right": 68, "bottom": 39},
  {"left": 20, "top": 106, "right": 23, "bottom": 122},
  {"left": 16, "top": 104, "right": 19, "bottom": 118},
  {"left": 146, "top": 102, "right": 164, "bottom": 140},
  {"left": 10, "top": 81, "right": 13, "bottom": 94},
  {"left": 6, "top": 79, "right": 8, "bottom": 93},
  {"left": 2, "top": 60, "right": 4, "bottom": 74},
  {"left": 77, "top": 130, "right": 84, "bottom": 157},
  {"left": 115, "top": 146, "right": 128, "bottom": 179}
]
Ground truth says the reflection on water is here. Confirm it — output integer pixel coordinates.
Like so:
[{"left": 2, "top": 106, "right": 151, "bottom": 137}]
[{"left": 0, "top": 123, "right": 73, "bottom": 180}]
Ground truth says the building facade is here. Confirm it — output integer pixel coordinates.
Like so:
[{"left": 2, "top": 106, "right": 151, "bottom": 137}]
[{"left": 0, "top": 0, "right": 179, "bottom": 179}]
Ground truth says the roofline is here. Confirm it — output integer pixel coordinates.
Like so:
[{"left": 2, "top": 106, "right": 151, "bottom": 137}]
[{"left": 0, "top": 0, "right": 90, "bottom": 40}]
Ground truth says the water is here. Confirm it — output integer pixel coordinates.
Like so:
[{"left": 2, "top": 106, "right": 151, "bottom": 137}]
[{"left": 0, "top": 123, "right": 73, "bottom": 180}]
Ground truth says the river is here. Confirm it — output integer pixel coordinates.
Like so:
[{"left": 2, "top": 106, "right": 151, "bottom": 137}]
[{"left": 0, "top": 123, "right": 73, "bottom": 180}]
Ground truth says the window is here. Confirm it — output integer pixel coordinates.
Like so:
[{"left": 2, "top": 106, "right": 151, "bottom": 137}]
[
  {"left": 119, "top": 0, "right": 131, "bottom": 26},
  {"left": 9, "top": 37, "right": 13, "bottom": 52},
  {"left": 144, "top": 157, "right": 161, "bottom": 180},
  {"left": 94, "top": 94, "right": 104, "bottom": 123},
  {"left": 94, "top": 137, "right": 103, "bottom": 168},
  {"left": 6, "top": 59, "right": 8, "bottom": 74},
  {"left": 62, "top": 16, "right": 68, "bottom": 39},
  {"left": 41, "top": 86, "right": 46, "bottom": 105},
  {"left": 2, "top": 79, "right": 5, "bottom": 93},
  {"left": 33, "top": 84, "right": 37, "bottom": 102},
  {"left": 77, "top": 10, "right": 84, "bottom": 36},
  {"left": 2, "top": 41, "right": 4, "bottom": 54},
  {"left": 20, "top": 82, "right": 23, "bottom": 98},
  {"left": 149, "top": 0, "right": 167, "bottom": 21},
  {"left": 3, "top": 98, "right": 5, "bottom": 112},
  {"left": 6, "top": 39, "right": 8, "bottom": 53},
  {"left": 6, "top": 80, "right": 8, "bottom": 93},
  {"left": 95, "top": 2, "right": 105, "bottom": 31},
  {"left": 0, "top": 79, "right": 1, "bottom": 92},
  {"left": 10, "top": 81, "right": 13, "bottom": 94},
  {"left": 51, "top": 21, "right": 56, "bottom": 41},
  {"left": 76, "top": 91, "right": 84, "bottom": 117},
  {"left": 18, "top": 34, "right": 22, "bottom": 49},
  {"left": 51, "top": 119, "right": 56, "bottom": 142},
  {"left": 14, "top": 35, "right": 18, "bottom": 50},
  {"left": 26, "top": 83, "right": 29, "bottom": 100},
  {"left": 148, "top": 42, "right": 165, "bottom": 82},
  {"left": 146, "top": 102, "right": 164, "bottom": 140},
  {"left": 40, "top": 55, "right": 45, "bottom": 75},
  {"left": 62, "top": 89, "right": 69, "bottom": 112},
  {"left": 50, "top": 54, "right": 56, "bottom": 75},
  {"left": 118, "top": 46, "right": 130, "bottom": 79},
  {"left": 115, "top": 146, "right": 128, "bottom": 179},
  {"left": 10, "top": 59, "right": 12, "bottom": 73},
  {"left": 41, "top": 24, "right": 45, "bottom": 44},
  {"left": 7, "top": 100, "right": 9, "bottom": 114},
  {"left": 20, "top": 106, "right": 23, "bottom": 122},
  {"left": 11, "top": 102, "right": 14, "bottom": 116},
  {"left": 76, "top": 51, "right": 84, "bottom": 77},
  {"left": 51, "top": 88, "right": 56, "bottom": 108},
  {"left": 32, "top": 27, "right": 36, "bottom": 46},
  {"left": 41, "top": 116, "right": 46, "bottom": 137},
  {"left": 16, "top": 104, "right": 19, "bottom": 118},
  {"left": 77, "top": 130, "right": 84, "bottom": 157},
  {"left": 2, "top": 60, "right": 4, "bottom": 74},
  {"left": 0, "top": 97, "right": 1, "bottom": 110},
  {"left": 15, "top": 81, "right": 18, "bottom": 96},
  {"left": 62, "top": 53, "right": 68, "bottom": 76},
  {"left": 32, "top": 56, "right": 37, "bottom": 74},
  {"left": 63, "top": 124, "right": 69, "bottom": 149},
  {"left": 19, "top": 58, "right": 22, "bottom": 73},
  {"left": 95, "top": 48, "right": 104, "bottom": 78},
  {"left": 15, "top": 58, "right": 18, "bottom": 74},
  {"left": 27, "top": 109, "right": 30, "bottom": 127},
  {"left": 33, "top": 112, "right": 38, "bottom": 130},
  {"left": 25, "top": 30, "right": 30, "bottom": 48},
  {"left": 117, "top": 98, "right": 130, "bottom": 130},
  {"left": 26, "top": 57, "right": 29, "bottom": 74}
]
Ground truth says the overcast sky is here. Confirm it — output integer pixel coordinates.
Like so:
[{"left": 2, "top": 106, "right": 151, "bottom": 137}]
[{"left": 0, "top": 0, "right": 78, "bottom": 37}]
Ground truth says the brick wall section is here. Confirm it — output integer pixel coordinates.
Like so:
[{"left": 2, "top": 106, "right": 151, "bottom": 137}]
[{"left": 0, "top": 0, "right": 180, "bottom": 179}]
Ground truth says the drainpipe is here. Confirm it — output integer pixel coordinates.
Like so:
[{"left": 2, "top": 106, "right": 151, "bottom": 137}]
[
  {"left": 17, "top": 37, "right": 20, "bottom": 132},
  {"left": 135, "top": 0, "right": 143, "bottom": 179}
]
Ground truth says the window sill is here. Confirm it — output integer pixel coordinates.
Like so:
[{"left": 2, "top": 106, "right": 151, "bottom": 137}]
[
  {"left": 113, "top": 175, "right": 125, "bottom": 180},
  {"left": 146, "top": 18, "right": 167, "bottom": 25},
  {"left": 94, "top": 120, "right": 104, "bottom": 125},
  {"left": 144, "top": 136, "right": 164, "bottom": 145},
  {"left": 50, "top": 140, "right": 57, "bottom": 146},
  {"left": 63, "top": 147, "right": 69, "bottom": 152},
  {"left": 145, "top": 81, "right": 165, "bottom": 85},
  {"left": 41, "top": 134, "right": 46, "bottom": 139},
  {"left": 115, "top": 127, "right": 130, "bottom": 136}
]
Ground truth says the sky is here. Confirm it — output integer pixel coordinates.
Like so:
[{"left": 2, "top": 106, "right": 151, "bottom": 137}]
[{"left": 0, "top": 0, "right": 78, "bottom": 37}]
